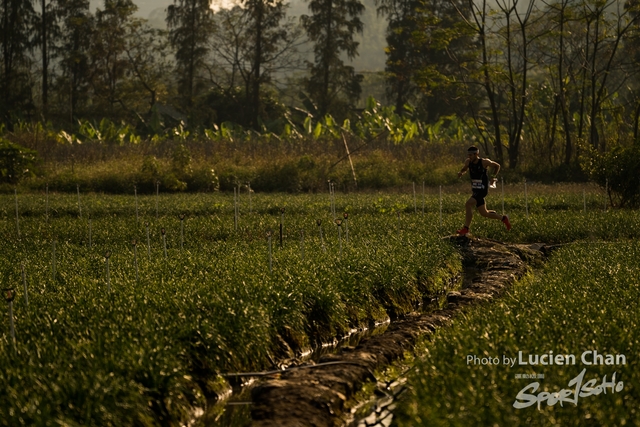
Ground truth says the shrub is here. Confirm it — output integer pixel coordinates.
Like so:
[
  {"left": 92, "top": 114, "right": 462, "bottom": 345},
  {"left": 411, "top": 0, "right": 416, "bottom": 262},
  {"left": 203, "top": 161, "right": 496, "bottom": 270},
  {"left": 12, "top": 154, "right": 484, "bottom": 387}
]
[
  {"left": 252, "top": 161, "right": 301, "bottom": 193},
  {"left": 0, "top": 138, "right": 38, "bottom": 183},
  {"left": 581, "top": 143, "right": 640, "bottom": 208}
]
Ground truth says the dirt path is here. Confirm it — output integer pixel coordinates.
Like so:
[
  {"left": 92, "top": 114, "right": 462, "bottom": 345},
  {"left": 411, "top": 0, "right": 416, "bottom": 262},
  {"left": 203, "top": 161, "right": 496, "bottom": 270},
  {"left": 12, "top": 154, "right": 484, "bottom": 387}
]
[{"left": 249, "top": 236, "right": 547, "bottom": 427}]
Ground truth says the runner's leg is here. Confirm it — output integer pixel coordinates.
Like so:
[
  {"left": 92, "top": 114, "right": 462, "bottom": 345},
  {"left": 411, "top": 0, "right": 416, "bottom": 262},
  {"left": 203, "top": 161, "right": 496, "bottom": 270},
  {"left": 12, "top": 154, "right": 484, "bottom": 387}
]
[
  {"left": 477, "top": 204, "right": 503, "bottom": 220},
  {"left": 465, "top": 197, "right": 476, "bottom": 227}
]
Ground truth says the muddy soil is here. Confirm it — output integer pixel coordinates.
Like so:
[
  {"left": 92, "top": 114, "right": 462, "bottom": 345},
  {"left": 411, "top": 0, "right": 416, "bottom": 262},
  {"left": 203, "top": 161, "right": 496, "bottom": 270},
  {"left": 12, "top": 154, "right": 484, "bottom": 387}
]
[{"left": 249, "top": 236, "right": 548, "bottom": 427}]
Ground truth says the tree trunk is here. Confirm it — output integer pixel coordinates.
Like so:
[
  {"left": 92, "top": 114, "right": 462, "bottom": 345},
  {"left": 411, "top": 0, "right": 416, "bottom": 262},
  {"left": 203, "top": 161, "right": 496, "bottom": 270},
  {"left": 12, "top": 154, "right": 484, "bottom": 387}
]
[
  {"left": 321, "top": 0, "right": 333, "bottom": 117},
  {"left": 252, "top": 0, "right": 263, "bottom": 128},
  {"left": 42, "top": 0, "right": 48, "bottom": 116},
  {"left": 634, "top": 101, "right": 640, "bottom": 145}
]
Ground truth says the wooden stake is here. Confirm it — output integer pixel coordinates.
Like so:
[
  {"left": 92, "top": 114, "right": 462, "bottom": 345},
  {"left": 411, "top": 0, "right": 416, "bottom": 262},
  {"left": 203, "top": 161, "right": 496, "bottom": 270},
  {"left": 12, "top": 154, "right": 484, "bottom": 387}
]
[{"left": 341, "top": 132, "right": 358, "bottom": 189}]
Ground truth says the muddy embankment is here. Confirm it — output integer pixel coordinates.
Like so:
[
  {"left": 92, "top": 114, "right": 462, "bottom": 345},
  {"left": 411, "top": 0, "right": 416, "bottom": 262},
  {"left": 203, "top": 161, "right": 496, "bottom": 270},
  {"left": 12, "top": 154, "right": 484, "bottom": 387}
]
[{"left": 248, "top": 236, "right": 552, "bottom": 427}]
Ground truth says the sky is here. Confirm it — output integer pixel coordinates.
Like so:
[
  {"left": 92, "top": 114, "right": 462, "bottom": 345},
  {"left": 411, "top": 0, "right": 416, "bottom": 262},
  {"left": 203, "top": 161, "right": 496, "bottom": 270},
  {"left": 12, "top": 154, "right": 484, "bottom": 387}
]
[
  {"left": 89, "top": 0, "right": 386, "bottom": 71},
  {"left": 90, "top": 0, "right": 241, "bottom": 17}
]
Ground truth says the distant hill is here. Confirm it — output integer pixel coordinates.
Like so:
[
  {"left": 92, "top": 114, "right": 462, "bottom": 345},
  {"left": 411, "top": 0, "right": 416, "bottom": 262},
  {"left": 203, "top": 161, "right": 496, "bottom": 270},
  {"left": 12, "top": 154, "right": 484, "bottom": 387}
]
[{"left": 90, "top": 0, "right": 386, "bottom": 71}]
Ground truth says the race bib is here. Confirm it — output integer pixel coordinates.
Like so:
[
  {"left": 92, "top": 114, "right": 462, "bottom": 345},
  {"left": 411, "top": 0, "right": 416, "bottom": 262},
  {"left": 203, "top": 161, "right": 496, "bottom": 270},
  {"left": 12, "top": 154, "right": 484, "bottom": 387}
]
[{"left": 472, "top": 179, "right": 484, "bottom": 190}]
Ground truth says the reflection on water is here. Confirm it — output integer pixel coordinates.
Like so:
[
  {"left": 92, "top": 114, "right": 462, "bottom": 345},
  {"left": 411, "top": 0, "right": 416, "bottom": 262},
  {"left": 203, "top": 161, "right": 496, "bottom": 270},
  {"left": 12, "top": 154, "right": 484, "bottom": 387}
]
[{"left": 201, "top": 322, "right": 390, "bottom": 427}]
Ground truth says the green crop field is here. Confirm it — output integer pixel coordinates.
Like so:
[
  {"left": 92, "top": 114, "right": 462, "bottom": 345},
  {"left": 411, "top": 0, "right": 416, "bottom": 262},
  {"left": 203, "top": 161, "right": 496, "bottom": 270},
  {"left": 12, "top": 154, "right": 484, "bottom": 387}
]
[
  {"left": 0, "top": 189, "right": 464, "bottom": 426},
  {"left": 1, "top": 184, "right": 637, "bottom": 426},
  {"left": 394, "top": 208, "right": 640, "bottom": 426}
]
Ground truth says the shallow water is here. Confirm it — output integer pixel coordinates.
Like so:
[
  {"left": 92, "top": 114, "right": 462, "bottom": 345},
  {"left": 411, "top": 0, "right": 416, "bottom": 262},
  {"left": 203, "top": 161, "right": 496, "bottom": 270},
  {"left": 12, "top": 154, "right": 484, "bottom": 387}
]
[{"left": 199, "top": 321, "right": 391, "bottom": 427}]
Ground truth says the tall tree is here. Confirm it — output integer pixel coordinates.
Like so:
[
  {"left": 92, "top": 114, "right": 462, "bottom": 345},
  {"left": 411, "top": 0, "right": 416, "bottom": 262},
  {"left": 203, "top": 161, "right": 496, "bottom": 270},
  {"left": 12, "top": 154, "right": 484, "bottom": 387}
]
[
  {"left": 301, "top": 0, "right": 365, "bottom": 118},
  {"left": 624, "top": 0, "right": 640, "bottom": 143},
  {"left": 166, "top": 0, "right": 215, "bottom": 109},
  {"left": 539, "top": 0, "right": 575, "bottom": 165},
  {"left": 239, "top": 0, "right": 293, "bottom": 128},
  {"left": 35, "top": 0, "right": 59, "bottom": 116},
  {"left": 54, "top": 0, "right": 93, "bottom": 122},
  {"left": 208, "top": 3, "right": 301, "bottom": 127},
  {"left": 122, "top": 24, "right": 173, "bottom": 117},
  {"left": 453, "top": 0, "right": 505, "bottom": 164},
  {"left": 0, "top": 0, "right": 37, "bottom": 121},
  {"left": 90, "top": 0, "right": 138, "bottom": 116},
  {"left": 495, "top": 0, "right": 537, "bottom": 169},
  {"left": 376, "top": 0, "right": 422, "bottom": 114}
]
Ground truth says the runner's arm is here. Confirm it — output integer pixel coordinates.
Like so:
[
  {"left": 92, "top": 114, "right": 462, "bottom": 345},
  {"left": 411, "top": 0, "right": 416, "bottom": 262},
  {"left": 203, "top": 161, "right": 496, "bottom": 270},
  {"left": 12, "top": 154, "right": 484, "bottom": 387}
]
[
  {"left": 458, "top": 159, "right": 470, "bottom": 178},
  {"left": 483, "top": 159, "right": 500, "bottom": 178}
]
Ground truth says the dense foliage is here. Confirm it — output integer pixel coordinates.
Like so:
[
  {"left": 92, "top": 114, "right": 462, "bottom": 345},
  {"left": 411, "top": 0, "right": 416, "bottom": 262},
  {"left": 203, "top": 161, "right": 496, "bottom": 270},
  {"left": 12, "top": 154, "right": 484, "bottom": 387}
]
[{"left": 0, "top": 0, "right": 639, "bottom": 178}]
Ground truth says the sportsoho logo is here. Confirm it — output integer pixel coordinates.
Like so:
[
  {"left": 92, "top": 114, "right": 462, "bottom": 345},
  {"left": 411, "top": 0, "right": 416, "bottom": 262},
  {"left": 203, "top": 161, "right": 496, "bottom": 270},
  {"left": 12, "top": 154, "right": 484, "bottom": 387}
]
[{"left": 511, "top": 350, "right": 626, "bottom": 410}]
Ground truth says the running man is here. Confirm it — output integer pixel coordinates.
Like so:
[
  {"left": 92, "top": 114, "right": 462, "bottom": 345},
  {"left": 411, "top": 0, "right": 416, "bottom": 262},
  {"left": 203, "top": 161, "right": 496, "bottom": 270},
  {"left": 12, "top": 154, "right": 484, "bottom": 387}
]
[{"left": 456, "top": 146, "right": 511, "bottom": 235}]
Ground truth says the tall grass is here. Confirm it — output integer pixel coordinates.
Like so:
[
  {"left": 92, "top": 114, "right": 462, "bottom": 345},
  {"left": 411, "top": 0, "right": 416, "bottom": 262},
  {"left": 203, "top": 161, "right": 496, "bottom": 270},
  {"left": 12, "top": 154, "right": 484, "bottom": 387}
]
[
  {"left": 0, "top": 192, "right": 460, "bottom": 426},
  {"left": 395, "top": 241, "right": 640, "bottom": 426}
]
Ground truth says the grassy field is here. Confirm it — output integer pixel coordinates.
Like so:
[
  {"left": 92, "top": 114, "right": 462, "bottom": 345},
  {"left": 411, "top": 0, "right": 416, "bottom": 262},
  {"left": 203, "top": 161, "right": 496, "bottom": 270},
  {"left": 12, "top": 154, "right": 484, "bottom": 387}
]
[
  {"left": 0, "top": 190, "right": 465, "bottom": 426},
  {"left": 1, "top": 184, "right": 637, "bottom": 426},
  {"left": 394, "top": 213, "right": 640, "bottom": 425}
]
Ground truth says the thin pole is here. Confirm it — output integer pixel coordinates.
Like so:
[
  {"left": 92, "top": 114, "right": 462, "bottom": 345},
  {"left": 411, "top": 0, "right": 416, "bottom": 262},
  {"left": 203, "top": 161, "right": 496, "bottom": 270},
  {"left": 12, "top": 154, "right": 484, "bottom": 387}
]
[
  {"left": 162, "top": 228, "right": 167, "bottom": 259},
  {"left": 317, "top": 220, "right": 326, "bottom": 253},
  {"left": 279, "top": 208, "right": 284, "bottom": 248},
  {"left": 76, "top": 184, "right": 81, "bottom": 218},
  {"left": 344, "top": 213, "right": 349, "bottom": 244},
  {"left": 501, "top": 177, "right": 505, "bottom": 216},
  {"left": 180, "top": 217, "right": 184, "bottom": 250},
  {"left": 439, "top": 185, "right": 442, "bottom": 227},
  {"left": 328, "top": 181, "right": 332, "bottom": 217},
  {"left": 14, "top": 189, "right": 20, "bottom": 238},
  {"left": 133, "top": 242, "right": 139, "bottom": 282},
  {"left": 52, "top": 240, "right": 57, "bottom": 282},
  {"left": 413, "top": 182, "right": 417, "bottom": 214},
  {"left": 45, "top": 183, "right": 49, "bottom": 222},
  {"left": 236, "top": 187, "right": 239, "bottom": 226},
  {"left": 234, "top": 187, "right": 238, "bottom": 231},
  {"left": 525, "top": 179, "right": 529, "bottom": 219},
  {"left": 105, "top": 252, "right": 111, "bottom": 292},
  {"left": 134, "top": 185, "right": 139, "bottom": 225},
  {"left": 21, "top": 263, "right": 28, "bottom": 308},
  {"left": 146, "top": 222, "right": 151, "bottom": 260},
  {"left": 268, "top": 232, "right": 273, "bottom": 273},
  {"left": 8, "top": 297, "right": 16, "bottom": 350},
  {"left": 422, "top": 181, "right": 425, "bottom": 216}
]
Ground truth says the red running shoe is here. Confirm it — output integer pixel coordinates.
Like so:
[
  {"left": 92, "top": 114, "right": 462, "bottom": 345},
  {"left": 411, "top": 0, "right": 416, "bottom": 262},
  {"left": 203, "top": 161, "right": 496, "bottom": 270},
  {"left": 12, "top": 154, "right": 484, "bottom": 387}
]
[
  {"left": 456, "top": 226, "right": 470, "bottom": 235},
  {"left": 502, "top": 215, "right": 511, "bottom": 231}
]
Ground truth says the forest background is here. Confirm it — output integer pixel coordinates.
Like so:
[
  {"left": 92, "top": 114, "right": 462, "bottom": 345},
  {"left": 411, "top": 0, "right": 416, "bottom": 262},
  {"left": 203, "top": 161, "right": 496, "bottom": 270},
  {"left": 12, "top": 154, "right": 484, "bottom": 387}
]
[{"left": 0, "top": 0, "right": 639, "bottom": 208}]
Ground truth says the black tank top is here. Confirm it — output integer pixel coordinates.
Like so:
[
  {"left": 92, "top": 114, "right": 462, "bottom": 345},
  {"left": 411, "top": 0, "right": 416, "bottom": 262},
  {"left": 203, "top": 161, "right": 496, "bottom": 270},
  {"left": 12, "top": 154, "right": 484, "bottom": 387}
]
[{"left": 469, "top": 158, "right": 488, "bottom": 190}]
